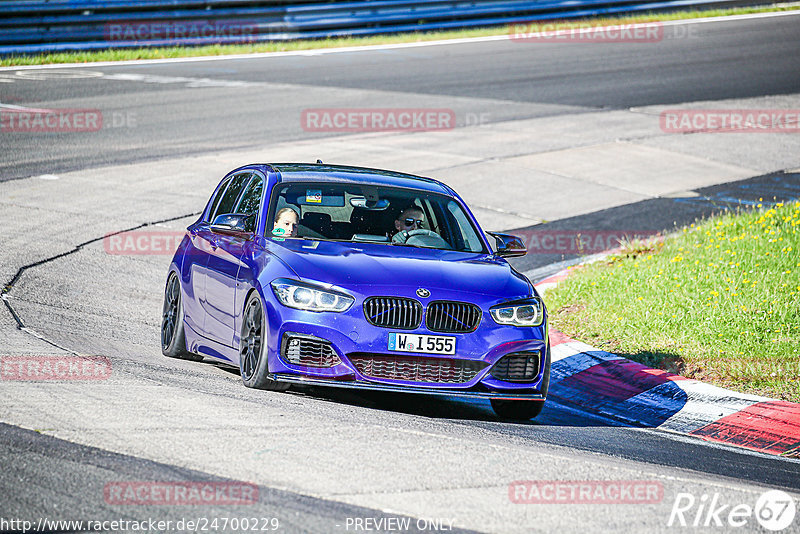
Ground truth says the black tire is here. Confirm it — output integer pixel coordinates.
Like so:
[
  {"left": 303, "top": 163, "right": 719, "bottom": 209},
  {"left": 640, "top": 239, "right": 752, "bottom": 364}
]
[
  {"left": 491, "top": 399, "right": 545, "bottom": 420},
  {"left": 161, "top": 272, "right": 203, "bottom": 361},
  {"left": 239, "top": 292, "right": 289, "bottom": 391}
]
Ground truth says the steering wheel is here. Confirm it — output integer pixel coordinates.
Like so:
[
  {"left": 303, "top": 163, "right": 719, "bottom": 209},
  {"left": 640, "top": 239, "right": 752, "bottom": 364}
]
[{"left": 392, "top": 229, "right": 451, "bottom": 249}]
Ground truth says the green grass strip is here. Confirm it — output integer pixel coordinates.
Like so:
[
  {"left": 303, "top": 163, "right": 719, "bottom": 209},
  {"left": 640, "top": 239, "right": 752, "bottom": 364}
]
[
  {"left": 2, "top": 4, "right": 799, "bottom": 66},
  {"left": 544, "top": 200, "right": 800, "bottom": 402}
]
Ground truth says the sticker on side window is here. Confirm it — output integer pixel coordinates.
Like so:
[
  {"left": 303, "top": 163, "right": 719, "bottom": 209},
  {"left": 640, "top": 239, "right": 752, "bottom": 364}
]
[
  {"left": 272, "top": 227, "right": 286, "bottom": 241},
  {"left": 306, "top": 190, "right": 322, "bottom": 203}
]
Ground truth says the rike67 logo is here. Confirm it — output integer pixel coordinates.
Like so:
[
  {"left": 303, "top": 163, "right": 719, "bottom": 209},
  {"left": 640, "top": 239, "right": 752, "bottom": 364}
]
[{"left": 668, "top": 490, "right": 796, "bottom": 531}]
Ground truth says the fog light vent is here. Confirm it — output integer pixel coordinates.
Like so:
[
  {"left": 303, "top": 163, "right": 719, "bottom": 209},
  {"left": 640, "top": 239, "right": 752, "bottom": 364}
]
[
  {"left": 490, "top": 351, "right": 540, "bottom": 382},
  {"left": 281, "top": 334, "right": 341, "bottom": 368}
]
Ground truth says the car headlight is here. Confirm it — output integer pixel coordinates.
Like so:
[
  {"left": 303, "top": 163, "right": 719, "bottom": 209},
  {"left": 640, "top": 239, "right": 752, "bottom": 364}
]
[
  {"left": 270, "top": 278, "right": 354, "bottom": 313},
  {"left": 490, "top": 298, "right": 544, "bottom": 327}
]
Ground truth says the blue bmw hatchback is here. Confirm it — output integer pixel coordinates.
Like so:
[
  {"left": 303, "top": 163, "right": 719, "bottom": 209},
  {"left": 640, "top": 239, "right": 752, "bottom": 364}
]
[{"left": 161, "top": 163, "right": 550, "bottom": 419}]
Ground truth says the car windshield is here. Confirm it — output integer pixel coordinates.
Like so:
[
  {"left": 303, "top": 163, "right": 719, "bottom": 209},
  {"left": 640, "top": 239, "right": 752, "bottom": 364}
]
[{"left": 268, "top": 183, "right": 487, "bottom": 253}]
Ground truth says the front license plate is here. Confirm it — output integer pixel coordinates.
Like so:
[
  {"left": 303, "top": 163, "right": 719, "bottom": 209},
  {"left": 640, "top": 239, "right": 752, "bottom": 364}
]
[{"left": 388, "top": 333, "right": 456, "bottom": 355}]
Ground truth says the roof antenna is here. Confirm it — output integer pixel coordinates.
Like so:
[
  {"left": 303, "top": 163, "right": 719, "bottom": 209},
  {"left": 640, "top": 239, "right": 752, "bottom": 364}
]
[{"left": 316, "top": 159, "right": 323, "bottom": 164}]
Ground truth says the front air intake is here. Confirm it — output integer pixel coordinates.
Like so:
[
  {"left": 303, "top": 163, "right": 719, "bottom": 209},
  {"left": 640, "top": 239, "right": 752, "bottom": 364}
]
[
  {"left": 281, "top": 334, "right": 341, "bottom": 368},
  {"left": 348, "top": 353, "right": 487, "bottom": 384},
  {"left": 490, "top": 352, "right": 540, "bottom": 382}
]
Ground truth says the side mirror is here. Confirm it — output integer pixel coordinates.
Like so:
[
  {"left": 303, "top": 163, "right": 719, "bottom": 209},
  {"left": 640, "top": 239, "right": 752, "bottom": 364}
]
[
  {"left": 210, "top": 213, "right": 253, "bottom": 236},
  {"left": 488, "top": 232, "right": 526, "bottom": 257}
]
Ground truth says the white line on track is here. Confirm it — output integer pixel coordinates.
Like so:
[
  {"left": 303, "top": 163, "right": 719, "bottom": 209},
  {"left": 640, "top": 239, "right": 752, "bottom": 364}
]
[
  {"left": 0, "top": 10, "right": 798, "bottom": 72},
  {"left": 101, "top": 72, "right": 264, "bottom": 87},
  {"left": 0, "top": 102, "right": 55, "bottom": 112}
]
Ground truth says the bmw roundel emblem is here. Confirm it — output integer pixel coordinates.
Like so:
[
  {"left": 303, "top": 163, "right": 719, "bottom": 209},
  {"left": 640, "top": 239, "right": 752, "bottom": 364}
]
[{"left": 416, "top": 288, "right": 431, "bottom": 298}]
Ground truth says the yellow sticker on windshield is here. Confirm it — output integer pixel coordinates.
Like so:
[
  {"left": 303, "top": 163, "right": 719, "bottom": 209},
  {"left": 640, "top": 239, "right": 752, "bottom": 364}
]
[{"left": 306, "top": 189, "right": 322, "bottom": 203}]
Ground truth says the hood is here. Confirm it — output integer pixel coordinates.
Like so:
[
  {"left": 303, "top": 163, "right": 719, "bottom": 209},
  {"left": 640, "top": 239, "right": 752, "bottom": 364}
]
[{"left": 265, "top": 239, "right": 532, "bottom": 301}]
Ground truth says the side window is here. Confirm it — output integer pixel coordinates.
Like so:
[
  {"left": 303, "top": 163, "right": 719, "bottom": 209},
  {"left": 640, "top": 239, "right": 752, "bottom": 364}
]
[
  {"left": 206, "top": 177, "right": 231, "bottom": 223},
  {"left": 234, "top": 174, "right": 264, "bottom": 216},
  {"left": 447, "top": 200, "right": 483, "bottom": 252},
  {"left": 211, "top": 172, "right": 251, "bottom": 221},
  {"left": 234, "top": 174, "right": 264, "bottom": 232}
]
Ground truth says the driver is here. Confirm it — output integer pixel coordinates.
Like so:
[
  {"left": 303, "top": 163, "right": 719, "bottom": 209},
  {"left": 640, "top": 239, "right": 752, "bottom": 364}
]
[
  {"left": 391, "top": 206, "right": 451, "bottom": 249},
  {"left": 393, "top": 207, "right": 425, "bottom": 235}
]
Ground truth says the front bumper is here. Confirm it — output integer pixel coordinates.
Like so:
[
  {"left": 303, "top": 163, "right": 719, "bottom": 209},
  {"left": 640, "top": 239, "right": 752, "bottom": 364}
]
[
  {"left": 265, "top": 288, "right": 550, "bottom": 400},
  {"left": 263, "top": 295, "right": 550, "bottom": 398}
]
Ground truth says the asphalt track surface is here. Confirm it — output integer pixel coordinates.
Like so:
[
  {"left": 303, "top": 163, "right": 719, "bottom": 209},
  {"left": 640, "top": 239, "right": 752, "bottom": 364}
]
[
  {"left": 2, "top": 13, "right": 800, "bottom": 181},
  {"left": 1, "top": 13, "right": 800, "bottom": 534}
]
